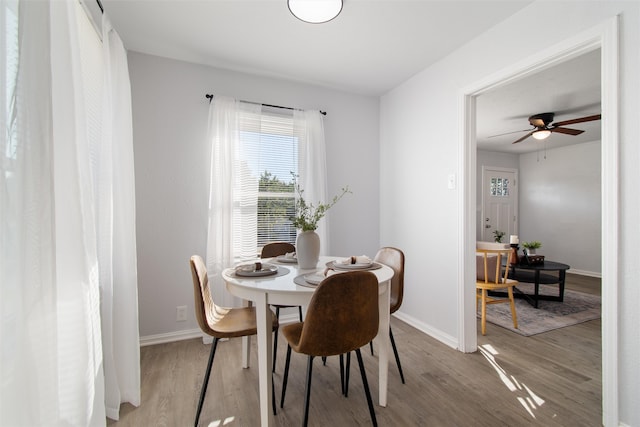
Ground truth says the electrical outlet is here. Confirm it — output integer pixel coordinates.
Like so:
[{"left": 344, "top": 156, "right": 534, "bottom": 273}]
[{"left": 176, "top": 305, "right": 187, "bottom": 322}]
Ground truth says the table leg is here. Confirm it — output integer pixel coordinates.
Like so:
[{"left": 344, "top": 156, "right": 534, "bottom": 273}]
[
  {"left": 376, "top": 279, "right": 391, "bottom": 407},
  {"left": 241, "top": 299, "right": 252, "bottom": 368},
  {"left": 255, "top": 294, "right": 274, "bottom": 427},
  {"left": 558, "top": 270, "right": 566, "bottom": 302}
]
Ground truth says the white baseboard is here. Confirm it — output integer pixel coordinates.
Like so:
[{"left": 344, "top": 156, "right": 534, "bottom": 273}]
[
  {"left": 139, "top": 328, "right": 203, "bottom": 347},
  {"left": 392, "top": 312, "right": 459, "bottom": 351},
  {"left": 568, "top": 268, "right": 602, "bottom": 278}
]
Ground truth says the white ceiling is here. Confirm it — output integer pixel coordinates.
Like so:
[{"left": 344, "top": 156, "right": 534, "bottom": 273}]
[
  {"left": 101, "top": 0, "right": 601, "bottom": 154},
  {"left": 476, "top": 49, "right": 601, "bottom": 154},
  {"left": 101, "top": 0, "right": 533, "bottom": 96}
]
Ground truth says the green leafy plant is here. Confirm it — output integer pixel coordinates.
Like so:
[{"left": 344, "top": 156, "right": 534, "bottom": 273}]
[
  {"left": 290, "top": 172, "right": 351, "bottom": 232},
  {"left": 522, "top": 240, "right": 542, "bottom": 250},
  {"left": 493, "top": 230, "right": 506, "bottom": 243}
]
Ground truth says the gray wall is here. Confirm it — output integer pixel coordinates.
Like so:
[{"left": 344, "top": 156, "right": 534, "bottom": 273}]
[
  {"left": 128, "top": 52, "right": 380, "bottom": 340},
  {"left": 519, "top": 141, "right": 601, "bottom": 275},
  {"left": 477, "top": 144, "right": 601, "bottom": 275}
]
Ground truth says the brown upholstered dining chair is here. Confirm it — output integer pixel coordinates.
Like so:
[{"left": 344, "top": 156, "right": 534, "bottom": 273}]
[
  {"left": 260, "top": 242, "right": 303, "bottom": 373},
  {"left": 190, "top": 255, "right": 279, "bottom": 426},
  {"left": 279, "top": 271, "right": 379, "bottom": 427},
  {"left": 476, "top": 242, "right": 519, "bottom": 335},
  {"left": 344, "top": 246, "right": 406, "bottom": 397}
]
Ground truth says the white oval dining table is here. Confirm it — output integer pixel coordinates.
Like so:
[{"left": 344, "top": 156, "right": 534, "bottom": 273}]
[{"left": 223, "top": 255, "right": 394, "bottom": 427}]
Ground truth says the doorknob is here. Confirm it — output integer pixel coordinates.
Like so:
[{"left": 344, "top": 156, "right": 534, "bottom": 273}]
[{"left": 485, "top": 224, "right": 491, "bottom": 228}]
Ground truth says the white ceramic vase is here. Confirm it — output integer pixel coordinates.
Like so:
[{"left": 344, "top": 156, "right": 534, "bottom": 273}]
[{"left": 296, "top": 230, "right": 320, "bottom": 269}]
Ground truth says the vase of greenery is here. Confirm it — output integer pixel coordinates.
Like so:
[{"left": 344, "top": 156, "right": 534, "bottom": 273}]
[
  {"left": 522, "top": 240, "right": 542, "bottom": 255},
  {"left": 290, "top": 173, "right": 350, "bottom": 269}
]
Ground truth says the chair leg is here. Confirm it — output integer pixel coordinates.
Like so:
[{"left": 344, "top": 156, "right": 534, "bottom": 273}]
[
  {"left": 507, "top": 286, "right": 518, "bottom": 329},
  {"left": 298, "top": 306, "right": 303, "bottom": 322},
  {"left": 369, "top": 340, "right": 374, "bottom": 356},
  {"left": 302, "top": 356, "right": 315, "bottom": 427},
  {"left": 272, "top": 373, "right": 277, "bottom": 416},
  {"left": 280, "top": 345, "right": 292, "bottom": 408},
  {"left": 389, "top": 327, "right": 405, "bottom": 384},
  {"left": 344, "top": 351, "right": 351, "bottom": 397},
  {"left": 481, "top": 289, "right": 488, "bottom": 335},
  {"left": 194, "top": 337, "right": 218, "bottom": 427},
  {"left": 339, "top": 354, "right": 345, "bottom": 395},
  {"left": 355, "top": 348, "right": 378, "bottom": 427},
  {"left": 273, "top": 307, "right": 280, "bottom": 373}
]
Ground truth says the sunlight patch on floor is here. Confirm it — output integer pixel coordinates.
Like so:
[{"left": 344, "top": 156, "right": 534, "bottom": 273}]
[
  {"left": 479, "top": 344, "right": 546, "bottom": 418},
  {"left": 207, "top": 416, "right": 235, "bottom": 426}
]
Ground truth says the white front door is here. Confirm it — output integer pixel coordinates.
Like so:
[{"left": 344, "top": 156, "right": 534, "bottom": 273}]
[{"left": 481, "top": 167, "right": 518, "bottom": 242}]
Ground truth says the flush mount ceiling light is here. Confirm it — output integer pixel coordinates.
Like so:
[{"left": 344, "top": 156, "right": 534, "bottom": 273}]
[
  {"left": 532, "top": 129, "right": 552, "bottom": 140},
  {"left": 288, "top": 0, "right": 343, "bottom": 24}
]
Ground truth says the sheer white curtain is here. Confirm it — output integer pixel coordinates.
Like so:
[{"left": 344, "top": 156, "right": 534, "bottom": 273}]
[
  {"left": 1, "top": 1, "right": 139, "bottom": 424},
  {"left": 100, "top": 14, "right": 140, "bottom": 421},
  {"left": 295, "top": 110, "right": 329, "bottom": 250},
  {"left": 205, "top": 96, "right": 261, "bottom": 307}
]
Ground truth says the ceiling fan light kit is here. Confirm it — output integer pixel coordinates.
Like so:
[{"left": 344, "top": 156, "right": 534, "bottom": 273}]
[
  {"left": 532, "top": 129, "right": 551, "bottom": 140},
  {"left": 288, "top": 0, "right": 343, "bottom": 24}
]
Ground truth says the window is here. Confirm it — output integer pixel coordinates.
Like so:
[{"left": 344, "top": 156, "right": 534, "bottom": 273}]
[
  {"left": 490, "top": 177, "right": 510, "bottom": 197},
  {"left": 237, "top": 107, "right": 298, "bottom": 252}
]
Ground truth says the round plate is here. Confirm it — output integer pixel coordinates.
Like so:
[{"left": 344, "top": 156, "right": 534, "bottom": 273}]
[
  {"left": 276, "top": 255, "right": 298, "bottom": 264},
  {"left": 327, "top": 260, "right": 373, "bottom": 270},
  {"left": 235, "top": 263, "right": 278, "bottom": 277},
  {"left": 304, "top": 272, "right": 326, "bottom": 285}
]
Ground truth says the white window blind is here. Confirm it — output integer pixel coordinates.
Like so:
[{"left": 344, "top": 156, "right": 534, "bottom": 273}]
[{"left": 235, "top": 106, "right": 298, "bottom": 257}]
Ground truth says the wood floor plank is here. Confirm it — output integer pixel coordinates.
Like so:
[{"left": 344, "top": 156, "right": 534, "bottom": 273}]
[{"left": 108, "top": 275, "right": 601, "bottom": 426}]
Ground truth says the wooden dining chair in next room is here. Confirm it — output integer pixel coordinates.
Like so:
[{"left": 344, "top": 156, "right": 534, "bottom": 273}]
[
  {"left": 260, "top": 242, "right": 304, "bottom": 373},
  {"left": 279, "top": 271, "right": 379, "bottom": 427},
  {"left": 475, "top": 242, "right": 519, "bottom": 335},
  {"left": 189, "top": 255, "right": 279, "bottom": 426}
]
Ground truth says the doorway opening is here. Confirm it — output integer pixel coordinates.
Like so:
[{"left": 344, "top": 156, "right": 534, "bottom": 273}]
[{"left": 458, "top": 17, "right": 619, "bottom": 426}]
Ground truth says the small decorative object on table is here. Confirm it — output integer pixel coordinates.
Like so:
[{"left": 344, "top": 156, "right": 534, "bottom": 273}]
[
  {"left": 520, "top": 249, "right": 545, "bottom": 265},
  {"left": 493, "top": 230, "right": 506, "bottom": 243},
  {"left": 509, "top": 235, "right": 519, "bottom": 265},
  {"left": 290, "top": 173, "right": 351, "bottom": 269},
  {"left": 522, "top": 240, "right": 542, "bottom": 255}
]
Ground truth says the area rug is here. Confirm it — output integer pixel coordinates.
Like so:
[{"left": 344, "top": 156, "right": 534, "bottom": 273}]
[{"left": 480, "top": 283, "right": 601, "bottom": 336}]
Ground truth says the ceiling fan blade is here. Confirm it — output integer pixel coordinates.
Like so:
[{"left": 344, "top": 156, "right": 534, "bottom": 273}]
[
  {"left": 512, "top": 131, "right": 534, "bottom": 144},
  {"left": 488, "top": 128, "right": 532, "bottom": 138},
  {"left": 552, "top": 113, "right": 601, "bottom": 127},
  {"left": 551, "top": 127, "right": 584, "bottom": 136}
]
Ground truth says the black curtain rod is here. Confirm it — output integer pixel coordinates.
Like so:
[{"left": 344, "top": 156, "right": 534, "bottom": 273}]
[
  {"left": 96, "top": 0, "right": 104, "bottom": 13},
  {"left": 205, "top": 94, "right": 326, "bottom": 116}
]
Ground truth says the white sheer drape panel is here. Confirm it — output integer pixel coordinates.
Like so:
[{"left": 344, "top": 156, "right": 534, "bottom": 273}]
[
  {"left": 0, "top": 0, "right": 105, "bottom": 425},
  {"left": 1, "top": 0, "right": 59, "bottom": 424},
  {"left": 206, "top": 96, "right": 240, "bottom": 307},
  {"left": 100, "top": 14, "right": 141, "bottom": 420},
  {"left": 2, "top": 0, "right": 140, "bottom": 424},
  {"left": 294, "top": 110, "right": 329, "bottom": 250}
]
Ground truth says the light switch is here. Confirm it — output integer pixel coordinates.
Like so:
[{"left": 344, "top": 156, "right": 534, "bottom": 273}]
[{"left": 447, "top": 174, "right": 456, "bottom": 189}]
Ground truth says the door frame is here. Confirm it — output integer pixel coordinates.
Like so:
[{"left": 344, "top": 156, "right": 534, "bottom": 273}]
[
  {"left": 457, "top": 17, "right": 618, "bottom": 425},
  {"left": 480, "top": 166, "right": 518, "bottom": 242}
]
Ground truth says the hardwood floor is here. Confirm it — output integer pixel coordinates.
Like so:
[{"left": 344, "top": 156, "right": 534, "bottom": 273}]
[{"left": 109, "top": 274, "right": 601, "bottom": 426}]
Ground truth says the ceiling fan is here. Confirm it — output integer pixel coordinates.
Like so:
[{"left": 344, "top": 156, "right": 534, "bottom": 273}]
[{"left": 494, "top": 112, "right": 602, "bottom": 144}]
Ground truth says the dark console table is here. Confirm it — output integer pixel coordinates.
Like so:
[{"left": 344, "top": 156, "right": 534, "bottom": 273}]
[{"left": 493, "top": 260, "right": 571, "bottom": 308}]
